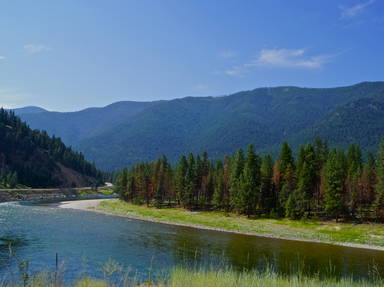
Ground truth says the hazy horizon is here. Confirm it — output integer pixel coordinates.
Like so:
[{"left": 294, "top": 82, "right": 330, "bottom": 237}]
[{"left": 8, "top": 80, "right": 383, "bottom": 112}]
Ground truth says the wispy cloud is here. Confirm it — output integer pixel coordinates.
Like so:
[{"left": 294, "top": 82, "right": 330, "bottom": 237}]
[
  {"left": 0, "top": 56, "right": 6, "bottom": 60},
  {"left": 224, "top": 66, "right": 243, "bottom": 76},
  {"left": 339, "top": 0, "right": 375, "bottom": 19},
  {"left": 248, "top": 49, "right": 331, "bottom": 69},
  {"left": 218, "top": 50, "right": 236, "bottom": 59},
  {"left": 223, "top": 48, "right": 333, "bottom": 76},
  {"left": 24, "top": 44, "right": 51, "bottom": 54}
]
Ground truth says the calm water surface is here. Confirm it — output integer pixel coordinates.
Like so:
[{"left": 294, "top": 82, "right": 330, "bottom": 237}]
[{"left": 0, "top": 201, "right": 384, "bottom": 282}]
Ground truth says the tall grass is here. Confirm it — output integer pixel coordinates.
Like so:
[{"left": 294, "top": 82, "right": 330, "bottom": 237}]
[
  {"left": 1, "top": 264, "right": 382, "bottom": 287},
  {"left": 167, "top": 267, "right": 382, "bottom": 287}
]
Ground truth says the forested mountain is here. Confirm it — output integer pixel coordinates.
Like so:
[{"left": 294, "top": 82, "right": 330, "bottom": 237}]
[
  {"left": 287, "top": 93, "right": 384, "bottom": 153},
  {"left": 0, "top": 109, "right": 103, "bottom": 188},
  {"left": 16, "top": 81, "right": 384, "bottom": 170},
  {"left": 17, "top": 101, "right": 158, "bottom": 145}
]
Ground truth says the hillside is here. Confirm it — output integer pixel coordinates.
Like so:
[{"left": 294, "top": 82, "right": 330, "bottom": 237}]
[
  {"left": 13, "top": 106, "right": 47, "bottom": 115},
  {"left": 287, "top": 93, "right": 384, "bottom": 153},
  {"left": 77, "top": 81, "right": 384, "bottom": 170},
  {"left": 0, "top": 109, "right": 103, "bottom": 188},
  {"left": 17, "top": 101, "right": 158, "bottom": 145},
  {"left": 16, "top": 81, "right": 384, "bottom": 170}
]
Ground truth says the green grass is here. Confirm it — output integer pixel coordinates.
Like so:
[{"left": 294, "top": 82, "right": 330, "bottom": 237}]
[
  {"left": 96, "top": 199, "right": 384, "bottom": 248},
  {"left": 78, "top": 189, "right": 94, "bottom": 196},
  {"left": 98, "top": 189, "right": 114, "bottom": 195},
  {"left": 166, "top": 267, "right": 382, "bottom": 287},
  {"left": 78, "top": 189, "right": 114, "bottom": 196}
]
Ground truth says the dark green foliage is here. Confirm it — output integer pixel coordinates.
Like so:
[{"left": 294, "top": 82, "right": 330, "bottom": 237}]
[
  {"left": 292, "top": 144, "right": 318, "bottom": 218},
  {"left": 0, "top": 109, "right": 102, "bottom": 188},
  {"left": 277, "top": 142, "right": 297, "bottom": 216},
  {"left": 15, "top": 102, "right": 157, "bottom": 146},
  {"left": 289, "top": 92, "right": 384, "bottom": 155},
  {"left": 229, "top": 149, "right": 245, "bottom": 210},
  {"left": 115, "top": 138, "right": 384, "bottom": 222},
  {"left": 375, "top": 139, "right": 384, "bottom": 220},
  {"left": 260, "top": 155, "right": 275, "bottom": 214},
  {"left": 323, "top": 150, "right": 347, "bottom": 222},
  {"left": 235, "top": 145, "right": 261, "bottom": 216}
]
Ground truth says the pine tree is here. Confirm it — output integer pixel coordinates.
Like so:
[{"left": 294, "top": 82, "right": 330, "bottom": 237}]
[
  {"left": 175, "top": 155, "right": 188, "bottom": 206},
  {"left": 293, "top": 144, "right": 317, "bottom": 218},
  {"left": 212, "top": 171, "right": 224, "bottom": 209},
  {"left": 360, "top": 153, "right": 376, "bottom": 213},
  {"left": 346, "top": 144, "right": 363, "bottom": 217},
  {"left": 278, "top": 166, "right": 297, "bottom": 216},
  {"left": 375, "top": 138, "right": 384, "bottom": 220},
  {"left": 114, "top": 168, "right": 128, "bottom": 200},
  {"left": 260, "top": 155, "right": 275, "bottom": 215},
  {"left": 185, "top": 153, "right": 197, "bottom": 208},
  {"left": 236, "top": 144, "right": 261, "bottom": 217},
  {"left": 127, "top": 173, "right": 137, "bottom": 201},
  {"left": 277, "top": 142, "right": 296, "bottom": 216},
  {"left": 229, "top": 149, "right": 245, "bottom": 210},
  {"left": 324, "top": 150, "right": 346, "bottom": 222},
  {"left": 279, "top": 142, "right": 295, "bottom": 181}
]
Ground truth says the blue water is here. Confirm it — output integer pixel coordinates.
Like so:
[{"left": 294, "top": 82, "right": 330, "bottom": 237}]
[{"left": 0, "top": 201, "right": 383, "bottom": 283}]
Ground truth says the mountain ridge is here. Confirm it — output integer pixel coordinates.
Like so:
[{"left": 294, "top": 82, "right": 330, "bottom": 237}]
[{"left": 14, "top": 81, "right": 384, "bottom": 170}]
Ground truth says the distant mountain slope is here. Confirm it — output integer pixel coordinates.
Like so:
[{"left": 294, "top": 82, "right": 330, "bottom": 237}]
[
  {"left": 18, "top": 101, "right": 158, "bottom": 145},
  {"left": 0, "top": 109, "right": 102, "bottom": 188},
  {"left": 73, "top": 81, "right": 384, "bottom": 170},
  {"left": 287, "top": 93, "right": 384, "bottom": 153},
  {"left": 13, "top": 106, "right": 47, "bottom": 115},
  {"left": 15, "top": 81, "right": 384, "bottom": 170}
]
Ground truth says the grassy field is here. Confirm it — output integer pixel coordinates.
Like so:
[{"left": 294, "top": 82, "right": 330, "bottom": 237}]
[{"left": 95, "top": 199, "right": 384, "bottom": 248}]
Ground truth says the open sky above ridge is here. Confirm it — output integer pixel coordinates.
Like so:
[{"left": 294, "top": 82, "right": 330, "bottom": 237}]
[{"left": 0, "top": 0, "right": 383, "bottom": 111}]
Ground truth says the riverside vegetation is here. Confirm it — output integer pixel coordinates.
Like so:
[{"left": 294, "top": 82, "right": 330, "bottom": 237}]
[
  {"left": 113, "top": 137, "right": 384, "bottom": 223},
  {"left": 96, "top": 199, "right": 384, "bottom": 248},
  {"left": 2, "top": 261, "right": 383, "bottom": 287}
]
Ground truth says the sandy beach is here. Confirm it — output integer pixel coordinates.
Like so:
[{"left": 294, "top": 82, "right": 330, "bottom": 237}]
[{"left": 53, "top": 198, "right": 108, "bottom": 210}]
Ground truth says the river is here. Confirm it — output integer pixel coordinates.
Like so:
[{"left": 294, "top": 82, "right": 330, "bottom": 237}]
[{"left": 0, "top": 201, "right": 383, "bottom": 283}]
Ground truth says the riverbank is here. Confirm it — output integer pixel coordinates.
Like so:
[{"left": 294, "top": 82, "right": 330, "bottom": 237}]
[{"left": 58, "top": 199, "right": 384, "bottom": 251}]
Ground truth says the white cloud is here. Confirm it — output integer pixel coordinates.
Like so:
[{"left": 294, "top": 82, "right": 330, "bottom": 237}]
[
  {"left": 0, "top": 56, "right": 6, "bottom": 60},
  {"left": 222, "top": 48, "right": 333, "bottom": 77},
  {"left": 248, "top": 49, "right": 331, "bottom": 69},
  {"left": 219, "top": 50, "right": 236, "bottom": 59},
  {"left": 24, "top": 44, "right": 51, "bottom": 54},
  {"left": 224, "top": 66, "right": 243, "bottom": 76},
  {"left": 339, "top": 0, "right": 375, "bottom": 19}
]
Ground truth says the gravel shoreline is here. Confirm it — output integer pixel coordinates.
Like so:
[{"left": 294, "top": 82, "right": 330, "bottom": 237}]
[{"left": 52, "top": 199, "right": 384, "bottom": 252}]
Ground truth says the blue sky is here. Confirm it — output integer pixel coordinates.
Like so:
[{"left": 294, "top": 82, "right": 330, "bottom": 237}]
[{"left": 0, "top": 0, "right": 383, "bottom": 111}]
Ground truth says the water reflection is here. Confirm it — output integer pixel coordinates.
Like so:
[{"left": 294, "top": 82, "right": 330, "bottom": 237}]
[{"left": 0, "top": 201, "right": 383, "bottom": 282}]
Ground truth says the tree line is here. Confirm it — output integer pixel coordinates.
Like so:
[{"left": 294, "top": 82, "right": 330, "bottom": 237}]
[{"left": 114, "top": 137, "right": 384, "bottom": 222}]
